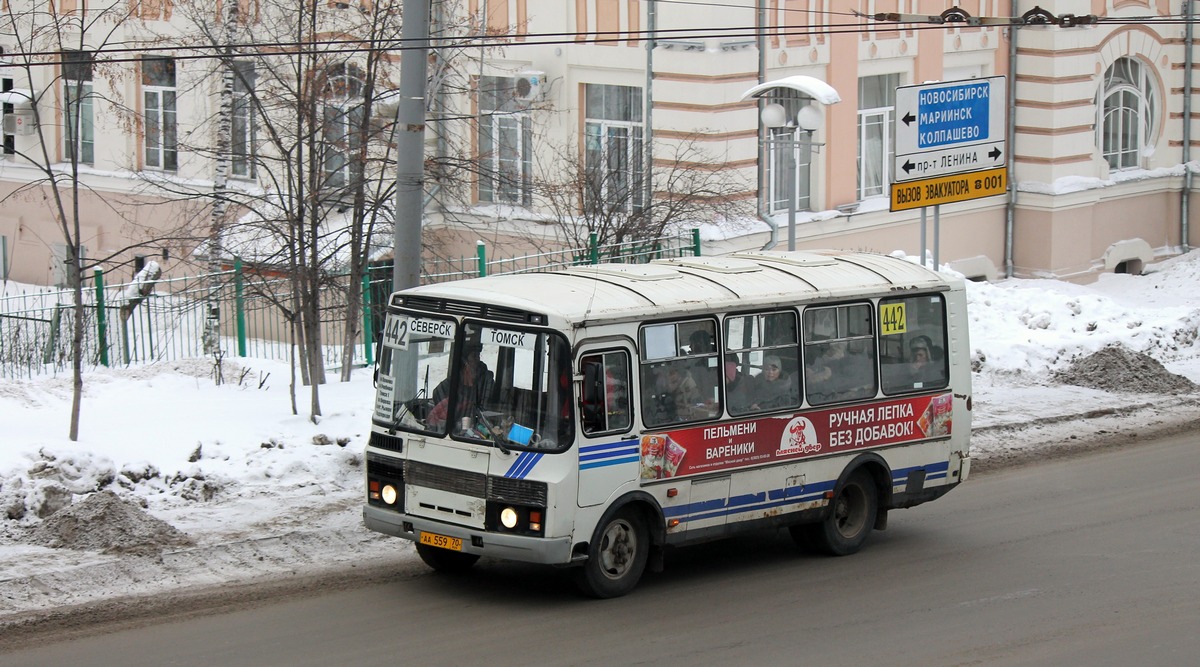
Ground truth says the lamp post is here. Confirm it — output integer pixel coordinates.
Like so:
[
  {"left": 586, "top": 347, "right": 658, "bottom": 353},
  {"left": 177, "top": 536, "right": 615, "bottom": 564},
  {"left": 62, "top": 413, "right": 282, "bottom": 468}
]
[{"left": 760, "top": 103, "right": 821, "bottom": 251}]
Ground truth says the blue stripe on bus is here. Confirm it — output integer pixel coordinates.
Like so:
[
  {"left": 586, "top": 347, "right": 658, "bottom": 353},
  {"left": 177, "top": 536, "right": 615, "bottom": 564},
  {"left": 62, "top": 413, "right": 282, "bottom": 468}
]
[
  {"left": 580, "top": 439, "right": 638, "bottom": 454},
  {"left": 891, "top": 460, "right": 950, "bottom": 486},
  {"left": 505, "top": 452, "right": 543, "bottom": 479},
  {"left": 663, "top": 460, "right": 953, "bottom": 523},
  {"left": 580, "top": 455, "right": 640, "bottom": 470},
  {"left": 579, "top": 439, "right": 639, "bottom": 469}
]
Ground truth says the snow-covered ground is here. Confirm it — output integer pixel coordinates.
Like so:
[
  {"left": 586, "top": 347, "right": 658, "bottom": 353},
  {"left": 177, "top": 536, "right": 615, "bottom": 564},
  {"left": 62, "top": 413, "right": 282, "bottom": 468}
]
[{"left": 2, "top": 250, "right": 1199, "bottom": 622}]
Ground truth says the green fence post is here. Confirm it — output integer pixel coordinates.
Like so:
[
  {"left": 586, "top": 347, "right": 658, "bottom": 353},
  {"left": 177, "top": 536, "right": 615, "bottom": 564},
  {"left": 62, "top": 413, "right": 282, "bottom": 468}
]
[
  {"left": 362, "top": 273, "right": 374, "bottom": 367},
  {"left": 94, "top": 268, "right": 109, "bottom": 367},
  {"left": 589, "top": 232, "right": 599, "bottom": 264},
  {"left": 476, "top": 241, "right": 487, "bottom": 278},
  {"left": 692, "top": 228, "right": 702, "bottom": 257},
  {"left": 235, "top": 257, "right": 247, "bottom": 357}
]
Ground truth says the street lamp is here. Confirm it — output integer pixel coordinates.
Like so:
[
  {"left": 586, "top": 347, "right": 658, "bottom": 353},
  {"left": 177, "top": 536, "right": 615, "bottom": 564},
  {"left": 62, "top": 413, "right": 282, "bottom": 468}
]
[
  {"left": 761, "top": 103, "right": 821, "bottom": 251},
  {"left": 742, "top": 76, "right": 840, "bottom": 252}
]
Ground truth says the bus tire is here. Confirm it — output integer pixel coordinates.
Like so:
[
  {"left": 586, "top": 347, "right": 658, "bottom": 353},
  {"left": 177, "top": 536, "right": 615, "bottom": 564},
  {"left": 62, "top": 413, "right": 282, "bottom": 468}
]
[
  {"left": 792, "top": 469, "right": 877, "bottom": 556},
  {"left": 575, "top": 507, "right": 648, "bottom": 599},
  {"left": 416, "top": 543, "right": 480, "bottom": 573}
]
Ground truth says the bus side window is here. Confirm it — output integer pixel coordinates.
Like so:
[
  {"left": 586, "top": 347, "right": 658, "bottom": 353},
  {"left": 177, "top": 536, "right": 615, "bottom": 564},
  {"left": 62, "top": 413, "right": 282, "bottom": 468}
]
[
  {"left": 879, "top": 294, "right": 950, "bottom": 394},
  {"left": 580, "top": 351, "right": 631, "bottom": 435},
  {"left": 803, "top": 303, "right": 877, "bottom": 405}
]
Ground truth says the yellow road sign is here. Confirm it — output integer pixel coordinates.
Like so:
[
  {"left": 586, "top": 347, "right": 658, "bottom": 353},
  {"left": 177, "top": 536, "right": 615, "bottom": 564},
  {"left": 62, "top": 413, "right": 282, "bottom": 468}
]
[{"left": 889, "top": 166, "right": 1007, "bottom": 212}]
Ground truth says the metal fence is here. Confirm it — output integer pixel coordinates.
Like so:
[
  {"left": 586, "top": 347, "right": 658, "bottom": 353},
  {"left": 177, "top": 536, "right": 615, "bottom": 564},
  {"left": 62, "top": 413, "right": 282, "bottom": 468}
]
[{"left": 0, "top": 231, "right": 701, "bottom": 379}]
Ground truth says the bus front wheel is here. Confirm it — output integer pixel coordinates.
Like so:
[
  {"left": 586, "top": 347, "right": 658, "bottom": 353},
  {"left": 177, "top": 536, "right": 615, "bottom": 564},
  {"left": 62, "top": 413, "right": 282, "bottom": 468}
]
[
  {"left": 416, "top": 543, "right": 480, "bottom": 573},
  {"left": 575, "top": 507, "right": 648, "bottom": 598},
  {"left": 792, "top": 469, "right": 878, "bottom": 556}
]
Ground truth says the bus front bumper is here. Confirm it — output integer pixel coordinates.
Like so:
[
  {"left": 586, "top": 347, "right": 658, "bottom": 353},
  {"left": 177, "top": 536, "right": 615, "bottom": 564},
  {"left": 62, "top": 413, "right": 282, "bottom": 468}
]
[{"left": 363, "top": 505, "right": 576, "bottom": 566}]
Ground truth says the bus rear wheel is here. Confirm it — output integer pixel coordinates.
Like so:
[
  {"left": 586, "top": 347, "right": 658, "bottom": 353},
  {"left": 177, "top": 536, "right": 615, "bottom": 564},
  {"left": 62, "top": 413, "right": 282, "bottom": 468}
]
[
  {"left": 416, "top": 543, "right": 480, "bottom": 573},
  {"left": 791, "top": 469, "right": 877, "bottom": 556},
  {"left": 575, "top": 507, "right": 648, "bottom": 599}
]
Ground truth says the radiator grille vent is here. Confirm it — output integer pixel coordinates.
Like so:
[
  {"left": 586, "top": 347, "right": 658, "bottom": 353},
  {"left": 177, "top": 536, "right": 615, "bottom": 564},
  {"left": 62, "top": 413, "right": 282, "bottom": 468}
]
[
  {"left": 488, "top": 476, "right": 548, "bottom": 506},
  {"left": 405, "top": 460, "right": 487, "bottom": 496}
]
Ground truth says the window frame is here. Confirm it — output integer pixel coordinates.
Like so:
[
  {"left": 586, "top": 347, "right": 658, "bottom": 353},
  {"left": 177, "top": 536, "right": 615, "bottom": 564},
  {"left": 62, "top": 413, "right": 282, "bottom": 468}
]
[
  {"left": 142, "top": 55, "right": 177, "bottom": 171},
  {"left": 231, "top": 60, "right": 257, "bottom": 179},
  {"left": 62, "top": 50, "right": 94, "bottom": 165},
  {"left": 321, "top": 62, "right": 365, "bottom": 191},
  {"left": 856, "top": 73, "right": 899, "bottom": 200},
  {"left": 763, "top": 89, "right": 815, "bottom": 214},
  {"left": 478, "top": 75, "right": 533, "bottom": 206},
  {"left": 1099, "top": 57, "right": 1158, "bottom": 171},
  {"left": 583, "top": 83, "right": 644, "bottom": 214},
  {"left": 802, "top": 302, "right": 878, "bottom": 407},
  {"left": 878, "top": 293, "right": 950, "bottom": 395},
  {"left": 723, "top": 310, "right": 801, "bottom": 417},
  {"left": 580, "top": 349, "right": 633, "bottom": 436}
]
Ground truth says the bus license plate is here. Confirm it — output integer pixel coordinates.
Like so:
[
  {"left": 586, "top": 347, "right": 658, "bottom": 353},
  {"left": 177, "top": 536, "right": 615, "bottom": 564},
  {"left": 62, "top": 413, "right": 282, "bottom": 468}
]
[{"left": 419, "top": 531, "right": 462, "bottom": 551}]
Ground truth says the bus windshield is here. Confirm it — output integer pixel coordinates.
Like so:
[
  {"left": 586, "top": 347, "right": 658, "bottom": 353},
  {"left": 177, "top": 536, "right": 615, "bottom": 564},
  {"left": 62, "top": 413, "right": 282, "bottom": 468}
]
[{"left": 375, "top": 314, "right": 573, "bottom": 451}]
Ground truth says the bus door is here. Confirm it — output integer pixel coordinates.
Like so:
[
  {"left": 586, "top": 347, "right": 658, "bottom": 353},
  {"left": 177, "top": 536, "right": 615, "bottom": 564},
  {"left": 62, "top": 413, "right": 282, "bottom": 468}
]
[{"left": 576, "top": 345, "right": 637, "bottom": 507}]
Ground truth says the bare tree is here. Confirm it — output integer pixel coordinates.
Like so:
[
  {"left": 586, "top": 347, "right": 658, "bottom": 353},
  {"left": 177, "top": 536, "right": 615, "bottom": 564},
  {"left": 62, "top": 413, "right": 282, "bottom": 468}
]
[
  {"left": 0, "top": 0, "right": 202, "bottom": 440},
  {"left": 537, "top": 134, "right": 756, "bottom": 249}
]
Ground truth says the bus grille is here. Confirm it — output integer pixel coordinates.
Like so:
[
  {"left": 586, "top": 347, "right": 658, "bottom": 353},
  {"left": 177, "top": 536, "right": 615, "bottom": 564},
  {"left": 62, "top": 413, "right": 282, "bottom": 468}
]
[
  {"left": 367, "top": 453, "right": 404, "bottom": 481},
  {"left": 402, "top": 460, "right": 547, "bottom": 506},
  {"left": 369, "top": 431, "right": 404, "bottom": 453},
  {"left": 488, "top": 476, "right": 548, "bottom": 506},
  {"left": 405, "top": 461, "right": 487, "bottom": 496}
]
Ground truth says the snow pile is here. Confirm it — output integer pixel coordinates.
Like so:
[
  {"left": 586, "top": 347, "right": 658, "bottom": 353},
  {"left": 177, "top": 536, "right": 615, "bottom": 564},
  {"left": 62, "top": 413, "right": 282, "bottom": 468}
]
[
  {"left": 28, "top": 490, "right": 193, "bottom": 555},
  {"left": 966, "top": 251, "right": 1200, "bottom": 375},
  {"left": 1053, "top": 344, "right": 1200, "bottom": 394}
]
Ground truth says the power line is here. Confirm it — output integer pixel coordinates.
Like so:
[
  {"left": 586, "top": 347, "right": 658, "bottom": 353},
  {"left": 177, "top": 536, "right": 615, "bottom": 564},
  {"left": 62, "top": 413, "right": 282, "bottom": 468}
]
[{"left": 2, "top": 9, "right": 1197, "bottom": 68}]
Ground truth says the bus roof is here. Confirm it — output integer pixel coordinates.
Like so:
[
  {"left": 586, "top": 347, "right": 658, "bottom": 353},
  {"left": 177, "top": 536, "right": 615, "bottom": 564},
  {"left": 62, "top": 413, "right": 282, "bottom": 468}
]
[{"left": 399, "top": 250, "right": 963, "bottom": 327}]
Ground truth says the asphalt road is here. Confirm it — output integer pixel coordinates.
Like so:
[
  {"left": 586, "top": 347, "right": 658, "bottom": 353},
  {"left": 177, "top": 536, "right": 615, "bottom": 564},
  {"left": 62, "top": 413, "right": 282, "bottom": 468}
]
[{"left": 4, "top": 431, "right": 1199, "bottom": 666}]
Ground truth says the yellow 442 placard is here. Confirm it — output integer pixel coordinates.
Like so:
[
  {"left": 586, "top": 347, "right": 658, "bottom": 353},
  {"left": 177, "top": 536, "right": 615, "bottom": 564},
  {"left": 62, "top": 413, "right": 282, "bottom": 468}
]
[{"left": 880, "top": 302, "right": 907, "bottom": 335}]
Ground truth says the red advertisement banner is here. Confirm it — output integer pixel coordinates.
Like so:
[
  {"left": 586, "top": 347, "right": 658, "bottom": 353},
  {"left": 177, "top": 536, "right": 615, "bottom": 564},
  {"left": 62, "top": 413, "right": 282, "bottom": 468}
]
[{"left": 639, "top": 393, "right": 953, "bottom": 480}]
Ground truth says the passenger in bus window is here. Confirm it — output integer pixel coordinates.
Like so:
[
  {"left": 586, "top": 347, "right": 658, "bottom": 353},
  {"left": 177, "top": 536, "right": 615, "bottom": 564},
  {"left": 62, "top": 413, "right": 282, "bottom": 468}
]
[
  {"left": 647, "top": 362, "right": 702, "bottom": 422},
  {"left": 752, "top": 355, "right": 797, "bottom": 410},
  {"left": 908, "top": 336, "right": 943, "bottom": 386},
  {"left": 427, "top": 343, "right": 495, "bottom": 430},
  {"left": 724, "top": 354, "right": 755, "bottom": 414},
  {"left": 805, "top": 343, "right": 848, "bottom": 402}
]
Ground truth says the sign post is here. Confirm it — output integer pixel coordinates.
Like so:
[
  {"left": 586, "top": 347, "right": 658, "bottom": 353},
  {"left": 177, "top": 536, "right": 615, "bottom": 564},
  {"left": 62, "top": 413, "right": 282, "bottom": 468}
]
[{"left": 890, "top": 77, "right": 1009, "bottom": 267}]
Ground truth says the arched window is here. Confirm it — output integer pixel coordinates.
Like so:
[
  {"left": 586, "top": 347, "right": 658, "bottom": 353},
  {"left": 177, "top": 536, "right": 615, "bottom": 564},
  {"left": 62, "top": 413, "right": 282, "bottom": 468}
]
[
  {"left": 322, "top": 62, "right": 365, "bottom": 190},
  {"left": 1099, "top": 57, "right": 1157, "bottom": 171}
]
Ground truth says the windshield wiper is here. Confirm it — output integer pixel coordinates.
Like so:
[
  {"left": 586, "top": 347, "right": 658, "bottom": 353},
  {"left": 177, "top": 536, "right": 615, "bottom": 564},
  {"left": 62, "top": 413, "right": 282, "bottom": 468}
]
[{"left": 474, "top": 407, "right": 512, "bottom": 454}]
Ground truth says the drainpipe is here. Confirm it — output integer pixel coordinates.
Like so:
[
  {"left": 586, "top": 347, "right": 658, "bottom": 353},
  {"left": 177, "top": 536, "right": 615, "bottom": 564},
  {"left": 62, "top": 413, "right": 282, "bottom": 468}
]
[
  {"left": 646, "top": 0, "right": 655, "bottom": 220},
  {"left": 1182, "top": 0, "right": 1194, "bottom": 253},
  {"left": 756, "top": 0, "right": 780, "bottom": 249},
  {"left": 1003, "top": 3, "right": 1019, "bottom": 278}
]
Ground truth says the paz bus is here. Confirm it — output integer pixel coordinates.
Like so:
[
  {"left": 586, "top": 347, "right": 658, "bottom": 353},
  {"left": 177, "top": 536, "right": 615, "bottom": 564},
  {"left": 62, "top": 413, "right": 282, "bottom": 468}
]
[{"left": 363, "top": 250, "right": 972, "bottom": 598}]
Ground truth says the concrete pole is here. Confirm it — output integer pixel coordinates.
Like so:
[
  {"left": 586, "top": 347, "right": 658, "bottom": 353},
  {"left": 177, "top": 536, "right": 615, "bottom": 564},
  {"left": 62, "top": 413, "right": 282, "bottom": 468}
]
[{"left": 393, "top": 0, "right": 431, "bottom": 293}]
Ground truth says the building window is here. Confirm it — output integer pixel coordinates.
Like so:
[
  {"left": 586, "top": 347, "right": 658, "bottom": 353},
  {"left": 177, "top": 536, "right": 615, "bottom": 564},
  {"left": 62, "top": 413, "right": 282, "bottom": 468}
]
[
  {"left": 478, "top": 75, "right": 532, "bottom": 206},
  {"left": 231, "top": 61, "right": 256, "bottom": 178},
  {"left": 63, "top": 50, "right": 94, "bottom": 165},
  {"left": 322, "top": 62, "right": 364, "bottom": 191},
  {"left": 583, "top": 84, "right": 643, "bottom": 214},
  {"left": 857, "top": 73, "right": 898, "bottom": 200},
  {"left": 764, "top": 89, "right": 814, "bottom": 214},
  {"left": 143, "top": 56, "right": 177, "bottom": 171},
  {"left": 1100, "top": 57, "right": 1157, "bottom": 171}
]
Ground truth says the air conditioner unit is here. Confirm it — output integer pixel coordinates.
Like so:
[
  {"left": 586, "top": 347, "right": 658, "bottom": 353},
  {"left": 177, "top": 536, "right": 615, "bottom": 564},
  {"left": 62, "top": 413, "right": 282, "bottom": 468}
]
[
  {"left": 3, "top": 110, "right": 35, "bottom": 136},
  {"left": 514, "top": 70, "right": 544, "bottom": 102}
]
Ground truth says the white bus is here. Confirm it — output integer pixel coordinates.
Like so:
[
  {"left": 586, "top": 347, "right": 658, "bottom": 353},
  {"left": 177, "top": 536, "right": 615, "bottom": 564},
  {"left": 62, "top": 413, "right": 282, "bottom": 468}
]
[{"left": 363, "top": 250, "right": 972, "bottom": 597}]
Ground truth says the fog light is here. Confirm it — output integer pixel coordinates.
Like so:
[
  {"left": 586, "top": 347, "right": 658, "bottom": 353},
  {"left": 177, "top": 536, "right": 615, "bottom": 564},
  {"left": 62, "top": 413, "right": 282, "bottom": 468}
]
[
  {"left": 381, "top": 484, "right": 398, "bottom": 505},
  {"left": 500, "top": 506, "right": 518, "bottom": 529}
]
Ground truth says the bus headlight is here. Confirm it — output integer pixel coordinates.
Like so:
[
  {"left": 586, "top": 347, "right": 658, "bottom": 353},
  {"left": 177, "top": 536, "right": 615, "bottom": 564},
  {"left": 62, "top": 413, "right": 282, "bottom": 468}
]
[
  {"left": 500, "top": 506, "right": 518, "bottom": 529},
  {"left": 381, "top": 484, "right": 399, "bottom": 505}
]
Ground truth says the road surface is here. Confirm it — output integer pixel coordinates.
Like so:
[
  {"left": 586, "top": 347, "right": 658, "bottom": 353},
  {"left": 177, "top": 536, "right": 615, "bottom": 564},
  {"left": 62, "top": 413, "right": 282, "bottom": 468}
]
[{"left": 4, "top": 432, "right": 1199, "bottom": 666}]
